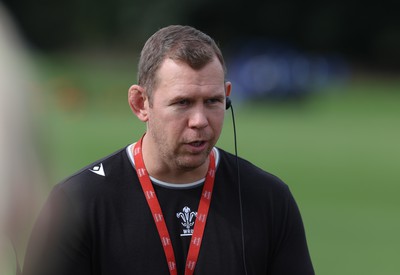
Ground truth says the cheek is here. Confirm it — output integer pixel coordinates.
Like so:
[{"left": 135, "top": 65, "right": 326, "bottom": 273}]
[
  {"left": 211, "top": 111, "right": 225, "bottom": 127},
  {"left": 150, "top": 112, "right": 184, "bottom": 135}
]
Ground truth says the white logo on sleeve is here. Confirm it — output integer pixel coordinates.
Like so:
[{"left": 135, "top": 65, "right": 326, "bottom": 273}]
[{"left": 89, "top": 163, "right": 105, "bottom": 177}]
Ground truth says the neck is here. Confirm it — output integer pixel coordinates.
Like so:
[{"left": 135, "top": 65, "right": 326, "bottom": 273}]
[{"left": 139, "top": 135, "right": 210, "bottom": 184}]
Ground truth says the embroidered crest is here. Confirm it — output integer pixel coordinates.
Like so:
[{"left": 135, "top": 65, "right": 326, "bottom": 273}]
[{"left": 176, "top": 206, "right": 197, "bottom": 236}]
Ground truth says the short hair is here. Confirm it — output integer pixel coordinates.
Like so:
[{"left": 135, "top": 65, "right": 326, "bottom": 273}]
[{"left": 138, "top": 25, "right": 226, "bottom": 103}]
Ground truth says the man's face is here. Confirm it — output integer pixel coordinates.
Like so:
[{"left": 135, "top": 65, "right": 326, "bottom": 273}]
[{"left": 146, "top": 57, "right": 228, "bottom": 172}]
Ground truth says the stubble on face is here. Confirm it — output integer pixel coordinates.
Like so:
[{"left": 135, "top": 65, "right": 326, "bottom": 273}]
[
  {"left": 143, "top": 57, "right": 226, "bottom": 179},
  {"left": 147, "top": 114, "right": 214, "bottom": 172}
]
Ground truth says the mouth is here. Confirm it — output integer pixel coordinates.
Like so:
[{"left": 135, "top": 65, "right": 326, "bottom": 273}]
[
  {"left": 184, "top": 140, "right": 208, "bottom": 153},
  {"left": 188, "top": 141, "right": 206, "bottom": 147}
]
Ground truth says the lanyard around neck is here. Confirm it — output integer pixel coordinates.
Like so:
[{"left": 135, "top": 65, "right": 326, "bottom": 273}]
[{"left": 133, "top": 137, "right": 216, "bottom": 275}]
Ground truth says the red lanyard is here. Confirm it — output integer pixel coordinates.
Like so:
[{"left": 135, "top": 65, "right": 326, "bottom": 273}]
[{"left": 133, "top": 137, "right": 216, "bottom": 275}]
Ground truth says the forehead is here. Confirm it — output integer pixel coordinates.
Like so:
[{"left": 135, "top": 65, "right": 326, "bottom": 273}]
[{"left": 155, "top": 57, "right": 225, "bottom": 87}]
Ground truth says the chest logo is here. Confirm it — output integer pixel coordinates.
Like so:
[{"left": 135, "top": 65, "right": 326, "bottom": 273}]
[{"left": 176, "top": 206, "right": 197, "bottom": 236}]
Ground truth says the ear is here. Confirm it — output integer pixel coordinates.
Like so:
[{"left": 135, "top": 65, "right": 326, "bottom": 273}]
[
  {"left": 128, "top": 85, "right": 149, "bottom": 122},
  {"left": 225, "top": 81, "right": 232, "bottom": 97}
]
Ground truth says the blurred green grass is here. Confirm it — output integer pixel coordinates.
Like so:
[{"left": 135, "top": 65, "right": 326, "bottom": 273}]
[{"left": 34, "top": 53, "right": 400, "bottom": 275}]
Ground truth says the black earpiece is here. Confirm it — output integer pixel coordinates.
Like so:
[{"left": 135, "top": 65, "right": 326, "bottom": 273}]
[{"left": 225, "top": 97, "right": 232, "bottom": 110}]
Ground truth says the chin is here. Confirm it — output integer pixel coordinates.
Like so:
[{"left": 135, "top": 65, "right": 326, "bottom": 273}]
[{"left": 176, "top": 154, "right": 208, "bottom": 171}]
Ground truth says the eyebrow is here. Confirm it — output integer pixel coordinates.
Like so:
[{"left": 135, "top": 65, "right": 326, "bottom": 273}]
[{"left": 169, "top": 93, "right": 225, "bottom": 103}]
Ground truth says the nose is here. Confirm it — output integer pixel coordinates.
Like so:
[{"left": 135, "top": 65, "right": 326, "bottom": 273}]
[{"left": 188, "top": 106, "right": 208, "bottom": 129}]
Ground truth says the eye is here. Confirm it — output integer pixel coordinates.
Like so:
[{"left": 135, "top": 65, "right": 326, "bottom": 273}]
[
  {"left": 176, "top": 99, "right": 190, "bottom": 106},
  {"left": 205, "top": 98, "right": 223, "bottom": 105}
]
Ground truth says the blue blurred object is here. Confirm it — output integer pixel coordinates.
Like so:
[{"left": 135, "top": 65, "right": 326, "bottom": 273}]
[{"left": 226, "top": 39, "right": 349, "bottom": 101}]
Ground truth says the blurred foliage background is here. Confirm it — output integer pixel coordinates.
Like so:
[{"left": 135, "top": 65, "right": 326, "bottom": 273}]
[
  {"left": 1, "top": 0, "right": 399, "bottom": 274},
  {"left": 4, "top": 0, "right": 400, "bottom": 69}
]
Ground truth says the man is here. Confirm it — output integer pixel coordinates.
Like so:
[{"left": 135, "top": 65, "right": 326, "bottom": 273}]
[{"left": 24, "top": 25, "right": 314, "bottom": 274}]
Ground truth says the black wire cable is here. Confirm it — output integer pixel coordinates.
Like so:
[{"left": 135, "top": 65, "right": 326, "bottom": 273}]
[{"left": 229, "top": 104, "right": 248, "bottom": 275}]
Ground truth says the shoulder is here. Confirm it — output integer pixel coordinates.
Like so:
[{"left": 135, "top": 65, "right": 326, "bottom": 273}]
[
  {"left": 217, "top": 148, "right": 289, "bottom": 195},
  {"left": 52, "top": 146, "right": 134, "bottom": 202}
]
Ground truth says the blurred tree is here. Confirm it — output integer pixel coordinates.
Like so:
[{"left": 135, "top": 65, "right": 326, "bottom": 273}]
[
  {"left": 1, "top": 0, "right": 187, "bottom": 51},
  {"left": 2, "top": 0, "right": 400, "bottom": 69},
  {"left": 187, "top": 0, "right": 400, "bottom": 69}
]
